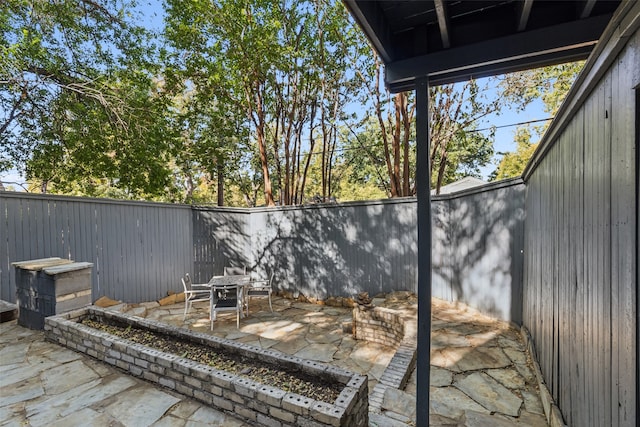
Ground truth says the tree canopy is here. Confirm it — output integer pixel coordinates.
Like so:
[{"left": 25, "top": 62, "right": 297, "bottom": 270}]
[
  {"left": 1, "top": 0, "right": 583, "bottom": 204},
  {"left": 1, "top": 0, "right": 178, "bottom": 198},
  {"left": 491, "top": 61, "right": 584, "bottom": 180}
]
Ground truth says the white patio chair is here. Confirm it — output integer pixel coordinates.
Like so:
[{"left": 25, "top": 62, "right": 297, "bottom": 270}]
[
  {"left": 245, "top": 271, "right": 274, "bottom": 316},
  {"left": 181, "top": 273, "right": 210, "bottom": 320}
]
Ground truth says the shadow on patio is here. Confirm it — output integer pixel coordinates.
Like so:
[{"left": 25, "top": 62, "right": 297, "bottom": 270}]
[{"left": 0, "top": 293, "right": 547, "bottom": 426}]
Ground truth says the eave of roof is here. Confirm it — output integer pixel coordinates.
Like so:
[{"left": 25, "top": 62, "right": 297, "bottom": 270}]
[{"left": 344, "top": 0, "right": 622, "bottom": 92}]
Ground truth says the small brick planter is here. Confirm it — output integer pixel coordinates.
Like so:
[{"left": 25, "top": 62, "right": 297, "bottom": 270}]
[
  {"left": 353, "top": 304, "right": 417, "bottom": 412},
  {"left": 44, "top": 307, "right": 368, "bottom": 427}
]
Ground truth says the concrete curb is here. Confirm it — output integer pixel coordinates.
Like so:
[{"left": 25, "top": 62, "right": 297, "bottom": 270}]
[{"left": 520, "top": 326, "right": 567, "bottom": 427}]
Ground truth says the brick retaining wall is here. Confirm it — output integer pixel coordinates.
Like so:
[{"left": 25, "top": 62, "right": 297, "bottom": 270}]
[
  {"left": 44, "top": 307, "right": 368, "bottom": 427},
  {"left": 353, "top": 304, "right": 417, "bottom": 412},
  {"left": 353, "top": 306, "right": 405, "bottom": 347}
]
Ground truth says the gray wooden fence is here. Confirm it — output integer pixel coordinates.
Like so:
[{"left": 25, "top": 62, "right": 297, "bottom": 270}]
[
  {"left": 0, "top": 193, "right": 193, "bottom": 303},
  {"left": 1, "top": 179, "right": 525, "bottom": 324},
  {"left": 522, "top": 20, "right": 637, "bottom": 427},
  {"left": 247, "top": 197, "right": 419, "bottom": 299},
  {"left": 432, "top": 179, "right": 525, "bottom": 324}
]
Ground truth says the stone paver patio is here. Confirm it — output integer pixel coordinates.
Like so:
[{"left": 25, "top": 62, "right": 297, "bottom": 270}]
[{"left": 1, "top": 294, "right": 547, "bottom": 426}]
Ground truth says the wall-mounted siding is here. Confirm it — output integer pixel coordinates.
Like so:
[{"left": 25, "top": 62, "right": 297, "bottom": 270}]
[
  {"left": 246, "top": 181, "right": 525, "bottom": 323},
  {"left": 0, "top": 194, "right": 193, "bottom": 303},
  {"left": 523, "top": 25, "right": 638, "bottom": 427}
]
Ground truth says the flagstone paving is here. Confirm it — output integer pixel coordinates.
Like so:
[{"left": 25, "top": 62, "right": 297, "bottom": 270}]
[{"left": 1, "top": 295, "right": 547, "bottom": 426}]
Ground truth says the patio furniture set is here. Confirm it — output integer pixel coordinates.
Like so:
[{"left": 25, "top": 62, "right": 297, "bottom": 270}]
[{"left": 181, "top": 266, "right": 274, "bottom": 329}]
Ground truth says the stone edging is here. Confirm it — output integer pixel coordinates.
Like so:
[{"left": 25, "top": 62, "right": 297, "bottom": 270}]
[
  {"left": 353, "top": 305, "right": 417, "bottom": 413},
  {"left": 520, "top": 326, "right": 567, "bottom": 427}
]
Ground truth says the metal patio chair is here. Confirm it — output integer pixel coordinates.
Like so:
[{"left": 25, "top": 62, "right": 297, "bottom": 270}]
[
  {"left": 245, "top": 271, "right": 274, "bottom": 315},
  {"left": 181, "top": 273, "right": 210, "bottom": 320},
  {"left": 210, "top": 283, "right": 243, "bottom": 329}
]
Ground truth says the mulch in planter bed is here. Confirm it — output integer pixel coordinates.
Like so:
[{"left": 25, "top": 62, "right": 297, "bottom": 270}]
[{"left": 80, "top": 317, "right": 342, "bottom": 403}]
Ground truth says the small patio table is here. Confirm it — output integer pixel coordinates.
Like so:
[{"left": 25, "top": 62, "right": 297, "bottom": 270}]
[{"left": 208, "top": 274, "right": 250, "bottom": 329}]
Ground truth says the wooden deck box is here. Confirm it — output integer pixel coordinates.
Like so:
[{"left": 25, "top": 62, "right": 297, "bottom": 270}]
[{"left": 13, "top": 257, "right": 93, "bottom": 329}]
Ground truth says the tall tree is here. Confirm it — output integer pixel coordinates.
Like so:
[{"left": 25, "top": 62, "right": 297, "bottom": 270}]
[
  {"left": 1, "top": 0, "right": 173, "bottom": 198},
  {"left": 164, "top": 0, "right": 364, "bottom": 206},
  {"left": 351, "top": 57, "right": 504, "bottom": 196}
]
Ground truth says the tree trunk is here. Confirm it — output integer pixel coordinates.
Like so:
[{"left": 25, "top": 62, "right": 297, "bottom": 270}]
[
  {"left": 254, "top": 84, "right": 275, "bottom": 206},
  {"left": 216, "top": 161, "right": 224, "bottom": 206},
  {"left": 374, "top": 58, "right": 397, "bottom": 197},
  {"left": 392, "top": 93, "right": 402, "bottom": 195}
]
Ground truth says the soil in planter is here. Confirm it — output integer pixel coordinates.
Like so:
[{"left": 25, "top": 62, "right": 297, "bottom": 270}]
[{"left": 80, "top": 317, "right": 342, "bottom": 403}]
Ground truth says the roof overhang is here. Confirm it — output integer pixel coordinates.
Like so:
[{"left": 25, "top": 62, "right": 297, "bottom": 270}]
[{"left": 344, "top": 0, "right": 622, "bottom": 92}]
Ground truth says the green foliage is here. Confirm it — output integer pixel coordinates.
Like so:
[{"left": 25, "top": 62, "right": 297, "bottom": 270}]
[
  {"left": 499, "top": 61, "right": 584, "bottom": 115},
  {"left": 490, "top": 61, "right": 583, "bottom": 180},
  {"left": 491, "top": 127, "right": 538, "bottom": 180},
  {"left": 0, "top": 0, "right": 584, "bottom": 205},
  {"left": 1, "top": 0, "right": 175, "bottom": 198},
  {"left": 163, "top": 0, "right": 365, "bottom": 206}
]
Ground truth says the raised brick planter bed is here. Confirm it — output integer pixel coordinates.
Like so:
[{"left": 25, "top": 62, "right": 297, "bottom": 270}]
[{"left": 44, "top": 307, "right": 368, "bottom": 427}]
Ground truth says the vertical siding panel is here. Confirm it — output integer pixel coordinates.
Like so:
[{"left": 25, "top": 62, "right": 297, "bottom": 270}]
[
  {"left": 576, "top": 107, "right": 586, "bottom": 427},
  {"left": 524, "top": 27, "right": 638, "bottom": 427},
  {"left": 157, "top": 206, "right": 166, "bottom": 296},
  {"left": 557, "top": 121, "right": 567, "bottom": 415},
  {"left": 42, "top": 200, "right": 51, "bottom": 257},
  {"left": 589, "top": 86, "right": 600, "bottom": 427},
  {"left": 149, "top": 206, "right": 159, "bottom": 298},
  {"left": 565, "top": 109, "right": 584, "bottom": 425},
  {"left": 610, "top": 62, "right": 622, "bottom": 427},
  {"left": 82, "top": 203, "right": 94, "bottom": 264},
  {"left": 123, "top": 204, "right": 133, "bottom": 300},
  {"left": 192, "top": 209, "right": 199, "bottom": 279},
  {"left": 0, "top": 195, "right": 5, "bottom": 298},
  {"left": 53, "top": 200, "right": 62, "bottom": 258},
  {"left": 545, "top": 160, "right": 553, "bottom": 389},
  {"left": 132, "top": 205, "right": 140, "bottom": 301},
  {"left": 550, "top": 158, "right": 557, "bottom": 391},
  {"left": 119, "top": 204, "right": 128, "bottom": 300},
  {"left": 0, "top": 196, "right": 9, "bottom": 300},
  {"left": 70, "top": 199, "right": 80, "bottom": 260},
  {"left": 21, "top": 198, "right": 30, "bottom": 259},
  {"left": 169, "top": 207, "right": 178, "bottom": 293},
  {"left": 18, "top": 198, "right": 27, "bottom": 259},
  {"left": 61, "top": 201, "right": 70, "bottom": 259},
  {"left": 1, "top": 197, "right": 11, "bottom": 299},
  {"left": 611, "top": 42, "right": 637, "bottom": 427},
  {"left": 107, "top": 204, "right": 120, "bottom": 300},
  {"left": 94, "top": 202, "right": 104, "bottom": 298},
  {"left": 588, "top": 83, "right": 599, "bottom": 427},
  {"left": 40, "top": 199, "right": 49, "bottom": 257},
  {"left": 88, "top": 201, "right": 96, "bottom": 298},
  {"left": 145, "top": 205, "right": 153, "bottom": 300},
  {"left": 36, "top": 199, "right": 46, "bottom": 257},
  {"left": 136, "top": 205, "right": 144, "bottom": 301},
  {"left": 602, "top": 70, "right": 613, "bottom": 427}
]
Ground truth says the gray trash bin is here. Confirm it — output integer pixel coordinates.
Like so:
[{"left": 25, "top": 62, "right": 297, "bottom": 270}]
[{"left": 13, "top": 257, "right": 93, "bottom": 329}]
